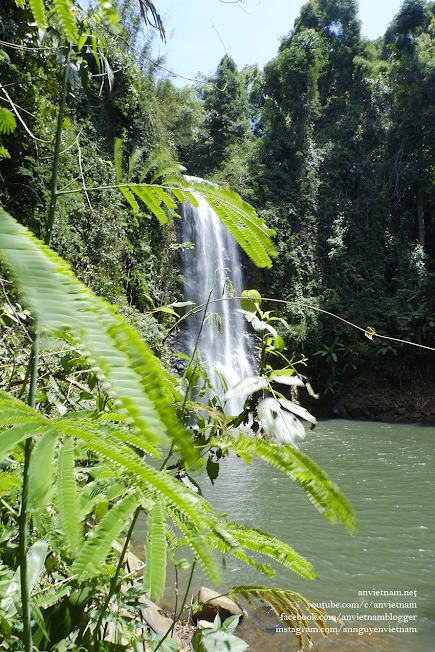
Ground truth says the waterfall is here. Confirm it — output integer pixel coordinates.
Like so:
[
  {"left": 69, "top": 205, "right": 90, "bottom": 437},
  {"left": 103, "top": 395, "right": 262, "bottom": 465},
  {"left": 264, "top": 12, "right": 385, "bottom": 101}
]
[{"left": 180, "top": 192, "right": 255, "bottom": 415}]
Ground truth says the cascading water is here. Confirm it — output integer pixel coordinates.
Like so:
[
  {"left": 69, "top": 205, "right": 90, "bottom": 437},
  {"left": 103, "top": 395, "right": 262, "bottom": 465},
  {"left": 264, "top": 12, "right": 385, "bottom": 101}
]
[{"left": 180, "top": 190, "right": 255, "bottom": 415}]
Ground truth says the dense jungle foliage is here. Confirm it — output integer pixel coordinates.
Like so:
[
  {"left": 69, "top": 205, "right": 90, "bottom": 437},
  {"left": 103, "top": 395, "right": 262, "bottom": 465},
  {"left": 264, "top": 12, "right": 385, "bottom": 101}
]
[
  {"left": 0, "top": 1, "right": 358, "bottom": 651},
  {"left": 2, "top": 0, "right": 435, "bottom": 397}
]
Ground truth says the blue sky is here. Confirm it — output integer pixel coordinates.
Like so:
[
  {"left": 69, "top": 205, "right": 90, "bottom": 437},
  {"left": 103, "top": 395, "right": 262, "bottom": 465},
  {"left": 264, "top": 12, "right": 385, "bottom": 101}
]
[{"left": 150, "top": 0, "right": 405, "bottom": 85}]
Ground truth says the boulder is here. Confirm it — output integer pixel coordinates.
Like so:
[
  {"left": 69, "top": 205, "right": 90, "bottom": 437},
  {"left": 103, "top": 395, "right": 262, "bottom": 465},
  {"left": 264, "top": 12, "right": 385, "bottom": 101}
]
[
  {"left": 192, "top": 587, "right": 245, "bottom": 623},
  {"left": 139, "top": 595, "right": 181, "bottom": 644}
]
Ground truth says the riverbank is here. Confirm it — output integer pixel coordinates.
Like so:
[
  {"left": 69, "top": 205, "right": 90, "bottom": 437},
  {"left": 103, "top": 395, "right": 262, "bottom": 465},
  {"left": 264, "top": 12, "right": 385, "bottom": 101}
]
[{"left": 304, "top": 382, "right": 435, "bottom": 422}]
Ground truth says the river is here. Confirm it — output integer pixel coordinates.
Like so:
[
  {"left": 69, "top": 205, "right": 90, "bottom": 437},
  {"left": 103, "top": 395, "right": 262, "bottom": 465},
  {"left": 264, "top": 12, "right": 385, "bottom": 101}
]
[{"left": 135, "top": 419, "right": 434, "bottom": 652}]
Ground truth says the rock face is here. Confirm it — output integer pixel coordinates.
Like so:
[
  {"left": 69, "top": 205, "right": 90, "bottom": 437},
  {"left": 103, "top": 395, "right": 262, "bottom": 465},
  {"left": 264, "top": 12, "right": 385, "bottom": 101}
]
[{"left": 192, "top": 587, "right": 244, "bottom": 623}]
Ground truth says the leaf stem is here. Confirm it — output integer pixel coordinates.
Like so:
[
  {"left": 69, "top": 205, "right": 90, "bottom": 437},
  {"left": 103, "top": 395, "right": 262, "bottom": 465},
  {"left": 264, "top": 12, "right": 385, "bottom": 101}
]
[
  {"left": 19, "top": 323, "right": 39, "bottom": 652},
  {"left": 153, "top": 559, "right": 196, "bottom": 652},
  {"left": 92, "top": 505, "right": 141, "bottom": 644}
]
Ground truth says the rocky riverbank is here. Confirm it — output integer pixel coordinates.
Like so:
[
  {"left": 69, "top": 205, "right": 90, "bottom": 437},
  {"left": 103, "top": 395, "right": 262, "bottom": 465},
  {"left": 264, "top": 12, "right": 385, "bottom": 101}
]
[{"left": 305, "top": 382, "right": 435, "bottom": 422}]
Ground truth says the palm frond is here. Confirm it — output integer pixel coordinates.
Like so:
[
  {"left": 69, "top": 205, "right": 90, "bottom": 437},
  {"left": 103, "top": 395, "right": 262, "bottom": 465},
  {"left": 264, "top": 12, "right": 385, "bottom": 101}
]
[
  {"left": 72, "top": 493, "right": 141, "bottom": 579},
  {"left": 144, "top": 501, "right": 167, "bottom": 602},
  {"left": 57, "top": 437, "right": 83, "bottom": 555},
  {"left": 0, "top": 108, "right": 17, "bottom": 135},
  {"left": 230, "top": 433, "right": 356, "bottom": 533}
]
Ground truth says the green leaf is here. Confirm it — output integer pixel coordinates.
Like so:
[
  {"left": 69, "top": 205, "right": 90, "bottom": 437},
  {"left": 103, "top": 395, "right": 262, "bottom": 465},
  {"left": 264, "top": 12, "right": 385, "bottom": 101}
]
[
  {"left": 144, "top": 501, "right": 167, "bottom": 601},
  {"left": 57, "top": 437, "right": 83, "bottom": 554},
  {"left": 119, "top": 186, "right": 139, "bottom": 213},
  {"left": 206, "top": 457, "right": 220, "bottom": 485},
  {"left": 224, "top": 376, "right": 268, "bottom": 400},
  {"left": 179, "top": 181, "right": 277, "bottom": 269},
  {"left": 28, "top": 0, "right": 46, "bottom": 29},
  {"left": 229, "top": 585, "right": 327, "bottom": 650},
  {"left": 0, "top": 473, "right": 21, "bottom": 494},
  {"left": 278, "top": 398, "right": 317, "bottom": 426},
  {"left": 226, "top": 523, "right": 316, "bottom": 580},
  {"left": 73, "top": 493, "right": 140, "bottom": 579},
  {"left": 53, "top": 0, "right": 78, "bottom": 43},
  {"left": 131, "top": 185, "right": 168, "bottom": 224},
  {"left": 230, "top": 433, "right": 356, "bottom": 533},
  {"left": 0, "top": 108, "right": 17, "bottom": 135},
  {"left": 151, "top": 185, "right": 178, "bottom": 209},
  {"left": 0, "top": 208, "right": 194, "bottom": 464},
  {"left": 30, "top": 429, "right": 59, "bottom": 510},
  {"left": 240, "top": 289, "right": 261, "bottom": 313},
  {"left": 192, "top": 628, "right": 249, "bottom": 652}
]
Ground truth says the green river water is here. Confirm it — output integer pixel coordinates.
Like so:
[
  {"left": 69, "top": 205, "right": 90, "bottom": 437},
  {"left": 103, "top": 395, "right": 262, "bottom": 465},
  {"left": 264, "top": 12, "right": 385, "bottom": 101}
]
[{"left": 134, "top": 419, "right": 434, "bottom": 652}]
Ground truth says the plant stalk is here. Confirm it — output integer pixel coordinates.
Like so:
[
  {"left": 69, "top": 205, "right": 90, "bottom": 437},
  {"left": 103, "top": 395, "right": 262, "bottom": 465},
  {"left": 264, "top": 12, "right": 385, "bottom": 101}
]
[
  {"left": 93, "top": 505, "right": 141, "bottom": 643},
  {"left": 19, "top": 47, "right": 71, "bottom": 652},
  {"left": 19, "top": 323, "right": 39, "bottom": 652},
  {"left": 154, "top": 559, "right": 196, "bottom": 652},
  {"left": 45, "top": 48, "right": 71, "bottom": 248}
]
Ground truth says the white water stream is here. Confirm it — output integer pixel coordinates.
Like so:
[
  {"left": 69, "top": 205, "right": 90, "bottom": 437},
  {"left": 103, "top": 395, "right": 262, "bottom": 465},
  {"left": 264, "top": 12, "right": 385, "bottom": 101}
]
[{"left": 180, "top": 193, "right": 254, "bottom": 414}]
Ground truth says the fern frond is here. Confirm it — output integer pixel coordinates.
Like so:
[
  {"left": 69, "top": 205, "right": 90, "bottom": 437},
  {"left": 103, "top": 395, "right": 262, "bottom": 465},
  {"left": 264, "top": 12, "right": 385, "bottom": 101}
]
[
  {"left": 169, "top": 506, "right": 221, "bottom": 585},
  {"left": 204, "top": 531, "right": 275, "bottom": 578},
  {"left": 28, "top": 0, "right": 46, "bottom": 29},
  {"left": 72, "top": 493, "right": 140, "bottom": 579},
  {"left": 131, "top": 185, "right": 168, "bottom": 224},
  {"left": 230, "top": 433, "right": 356, "bottom": 533},
  {"left": 0, "top": 208, "right": 196, "bottom": 464},
  {"left": 176, "top": 181, "right": 277, "bottom": 269},
  {"left": 30, "top": 429, "right": 59, "bottom": 511},
  {"left": 53, "top": 0, "right": 78, "bottom": 43},
  {"left": 119, "top": 186, "right": 139, "bottom": 213},
  {"left": 0, "top": 422, "right": 51, "bottom": 463},
  {"left": 229, "top": 585, "right": 328, "bottom": 651},
  {"left": 57, "top": 437, "right": 83, "bottom": 555},
  {"left": 226, "top": 523, "right": 316, "bottom": 580},
  {"left": 151, "top": 185, "right": 178, "bottom": 210},
  {"left": 144, "top": 501, "right": 167, "bottom": 602}
]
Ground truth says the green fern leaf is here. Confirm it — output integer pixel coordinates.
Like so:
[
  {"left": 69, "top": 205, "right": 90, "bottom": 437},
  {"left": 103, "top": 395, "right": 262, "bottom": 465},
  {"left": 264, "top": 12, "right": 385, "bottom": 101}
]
[
  {"left": 169, "top": 506, "right": 221, "bottom": 585},
  {"left": 131, "top": 185, "right": 168, "bottom": 224},
  {"left": 226, "top": 523, "right": 316, "bottom": 580},
  {"left": 150, "top": 185, "right": 178, "bottom": 210},
  {"left": 0, "top": 108, "right": 17, "bottom": 135},
  {"left": 229, "top": 585, "right": 328, "bottom": 651},
  {"left": 30, "top": 429, "right": 59, "bottom": 511},
  {"left": 170, "top": 188, "right": 187, "bottom": 205},
  {"left": 204, "top": 531, "right": 276, "bottom": 578},
  {"left": 231, "top": 433, "right": 356, "bottom": 533},
  {"left": 53, "top": 0, "right": 78, "bottom": 43},
  {"left": 0, "top": 208, "right": 195, "bottom": 464},
  {"left": 72, "top": 493, "right": 140, "bottom": 579},
  {"left": 0, "top": 145, "right": 11, "bottom": 159},
  {"left": 57, "top": 437, "right": 83, "bottom": 555},
  {"left": 0, "top": 422, "right": 50, "bottom": 463},
  {"left": 119, "top": 186, "right": 139, "bottom": 213},
  {"left": 178, "top": 181, "right": 277, "bottom": 269},
  {"left": 28, "top": 0, "right": 46, "bottom": 29},
  {"left": 144, "top": 501, "right": 167, "bottom": 602}
]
